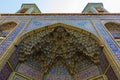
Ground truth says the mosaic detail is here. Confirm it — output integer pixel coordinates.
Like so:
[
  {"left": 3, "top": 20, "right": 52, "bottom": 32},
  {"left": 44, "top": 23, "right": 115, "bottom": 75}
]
[
  {"left": 99, "top": 51, "right": 109, "bottom": 72},
  {"left": 23, "top": 20, "right": 42, "bottom": 33},
  {"left": 76, "top": 59, "right": 95, "bottom": 73},
  {"left": 0, "top": 63, "right": 12, "bottom": 80},
  {"left": 24, "top": 59, "right": 42, "bottom": 71},
  {"left": 9, "top": 42, "right": 22, "bottom": 69},
  {"left": 0, "top": 21, "right": 15, "bottom": 43},
  {"left": 17, "top": 63, "right": 42, "bottom": 80},
  {"left": 105, "top": 66, "right": 118, "bottom": 80},
  {"left": 0, "top": 20, "right": 27, "bottom": 56},
  {"left": 49, "top": 66, "right": 69, "bottom": 75},
  {"left": 44, "top": 66, "right": 72, "bottom": 80},
  {"left": 101, "top": 20, "right": 120, "bottom": 25},
  {"left": 93, "top": 20, "right": 120, "bottom": 61},
  {"left": 1, "top": 15, "right": 120, "bottom": 19},
  {"left": 0, "top": 22, "right": 17, "bottom": 37},
  {"left": 75, "top": 66, "right": 100, "bottom": 80},
  {"left": 17, "top": 54, "right": 97, "bottom": 80},
  {"left": 19, "top": 26, "right": 102, "bottom": 75},
  {"left": 105, "top": 22, "right": 120, "bottom": 39},
  {"left": 12, "top": 75, "right": 27, "bottom": 80},
  {"left": 23, "top": 20, "right": 98, "bottom": 36},
  {"left": 3, "top": 19, "right": 21, "bottom": 23},
  {"left": 17, "top": 61, "right": 98, "bottom": 80},
  {"left": 45, "top": 75, "right": 71, "bottom": 80},
  {"left": 0, "top": 16, "right": 22, "bottom": 23},
  {"left": 0, "top": 31, "right": 9, "bottom": 37},
  {"left": 88, "top": 75, "right": 106, "bottom": 80},
  {"left": 9, "top": 52, "right": 19, "bottom": 69},
  {"left": 12, "top": 72, "right": 33, "bottom": 80}
]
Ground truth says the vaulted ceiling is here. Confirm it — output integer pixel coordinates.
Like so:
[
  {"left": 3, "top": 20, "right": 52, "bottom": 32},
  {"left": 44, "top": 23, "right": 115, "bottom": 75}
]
[{"left": 17, "top": 25, "right": 102, "bottom": 75}]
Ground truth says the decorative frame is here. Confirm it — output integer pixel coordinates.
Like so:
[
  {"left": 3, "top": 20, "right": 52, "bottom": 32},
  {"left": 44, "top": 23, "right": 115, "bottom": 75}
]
[{"left": 0, "top": 14, "right": 120, "bottom": 79}]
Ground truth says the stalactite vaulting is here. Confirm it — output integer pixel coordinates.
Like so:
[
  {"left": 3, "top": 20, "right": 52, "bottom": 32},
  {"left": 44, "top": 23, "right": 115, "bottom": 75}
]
[{"left": 18, "top": 26, "right": 102, "bottom": 75}]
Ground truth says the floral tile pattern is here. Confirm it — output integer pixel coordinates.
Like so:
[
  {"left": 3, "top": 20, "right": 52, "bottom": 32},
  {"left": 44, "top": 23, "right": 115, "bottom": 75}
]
[
  {"left": 17, "top": 63, "right": 42, "bottom": 80},
  {"left": 0, "top": 20, "right": 27, "bottom": 56},
  {"left": 23, "top": 20, "right": 98, "bottom": 37},
  {"left": 105, "top": 66, "right": 118, "bottom": 80},
  {"left": 93, "top": 20, "right": 120, "bottom": 61},
  {"left": 0, "top": 63, "right": 12, "bottom": 80}
]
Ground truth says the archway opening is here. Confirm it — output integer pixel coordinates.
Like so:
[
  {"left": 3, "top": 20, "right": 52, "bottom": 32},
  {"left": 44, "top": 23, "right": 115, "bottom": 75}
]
[
  {"left": 0, "top": 22, "right": 17, "bottom": 43},
  {"left": 13, "top": 23, "right": 107, "bottom": 80},
  {"left": 105, "top": 22, "right": 120, "bottom": 39},
  {"left": 105, "top": 22, "right": 120, "bottom": 47}
]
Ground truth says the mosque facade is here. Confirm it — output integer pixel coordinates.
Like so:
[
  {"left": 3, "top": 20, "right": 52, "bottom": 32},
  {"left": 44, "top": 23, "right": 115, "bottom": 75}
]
[{"left": 0, "top": 3, "right": 120, "bottom": 80}]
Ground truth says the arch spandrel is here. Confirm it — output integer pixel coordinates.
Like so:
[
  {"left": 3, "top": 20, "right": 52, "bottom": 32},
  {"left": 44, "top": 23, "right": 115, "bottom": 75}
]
[
  {"left": 15, "top": 23, "right": 104, "bottom": 79},
  {"left": 20, "top": 23, "right": 102, "bottom": 44},
  {"left": 22, "top": 20, "right": 99, "bottom": 37}
]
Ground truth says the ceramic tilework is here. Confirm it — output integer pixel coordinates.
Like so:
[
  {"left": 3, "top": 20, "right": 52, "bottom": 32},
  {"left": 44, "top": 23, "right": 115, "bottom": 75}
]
[
  {"left": 3, "top": 19, "right": 21, "bottom": 23},
  {"left": 99, "top": 52, "right": 109, "bottom": 72},
  {"left": 45, "top": 75, "right": 71, "bottom": 80},
  {"left": 17, "top": 63, "right": 42, "bottom": 80},
  {"left": 12, "top": 75, "right": 27, "bottom": 80},
  {"left": 112, "top": 33, "right": 120, "bottom": 38},
  {"left": 17, "top": 63, "right": 100, "bottom": 80},
  {"left": 0, "top": 63, "right": 12, "bottom": 80},
  {"left": 1, "top": 16, "right": 24, "bottom": 20},
  {"left": 8, "top": 43, "right": 21, "bottom": 69},
  {"left": 101, "top": 20, "right": 120, "bottom": 38},
  {"left": 93, "top": 20, "right": 120, "bottom": 61},
  {"left": 105, "top": 66, "right": 118, "bottom": 80},
  {"left": 45, "top": 66, "right": 72, "bottom": 80},
  {"left": 24, "top": 59, "right": 42, "bottom": 71},
  {"left": 76, "top": 60, "right": 94, "bottom": 73},
  {"left": 75, "top": 66, "right": 100, "bottom": 80},
  {"left": 101, "top": 20, "right": 120, "bottom": 25},
  {"left": 0, "top": 31, "right": 9, "bottom": 37},
  {"left": 9, "top": 52, "right": 19, "bottom": 69},
  {"left": 49, "top": 66, "right": 69, "bottom": 75},
  {"left": 19, "top": 59, "right": 97, "bottom": 80},
  {"left": 0, "top": 21, "right": 18, "bottom": 39},
  {"left": 23, "top": 20, "right": 98, "bottom": 36},
  {"left": 0, "top": 20, "right": 26, "bottom": 56},
  {"left": 1, "top": 15, "right": 120, "bottom": 19}
]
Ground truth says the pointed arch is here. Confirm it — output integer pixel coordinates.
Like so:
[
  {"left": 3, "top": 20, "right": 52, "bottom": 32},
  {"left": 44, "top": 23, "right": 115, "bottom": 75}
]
[
  {"left": 104, "top": 22, "right": 120, "bottom": 47},
  {"left": 0, "top": 22, "right": 17, "bottom": 31},
  {"left": 104, "top": 22, "right": 120, "bottom": 39},
  {"left": 13, "top": 23, "right": 105, "bottom": 80},
  {"left": 0, "top": 22, "right": 17, "bottom": 42}
]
